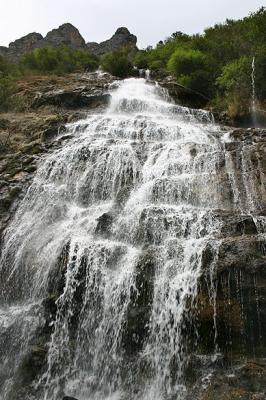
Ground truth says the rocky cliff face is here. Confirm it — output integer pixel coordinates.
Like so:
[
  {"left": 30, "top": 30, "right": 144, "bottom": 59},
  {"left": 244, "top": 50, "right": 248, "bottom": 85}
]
[
  {"left": 0, "top": 23, "right": 87, "bottom": 60},
  {"left": 44, "top": 23, "right": 86, "bottom": 48},
  {"left": 0, "top": 25, "right": 138, "bottom": 61},
  {"left": 87, "top": 27, "right": 138, "bottom": 56}
]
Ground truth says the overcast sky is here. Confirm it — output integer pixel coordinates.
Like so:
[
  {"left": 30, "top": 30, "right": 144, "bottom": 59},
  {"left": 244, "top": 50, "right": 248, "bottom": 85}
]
[{"left": 0, "top": 0, "right": 264, "bottom": 49}]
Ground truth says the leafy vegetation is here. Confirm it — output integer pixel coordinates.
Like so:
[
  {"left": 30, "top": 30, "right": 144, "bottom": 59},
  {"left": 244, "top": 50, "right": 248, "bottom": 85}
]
[
  {"left": 101, "top": 48, "right": 134, "bottom": 78},
  {"left": 0, "top": 46, "right": 99, "bottom": 111},
  {"left": 0, "top": 7, "right": 266, "bottom": 118},
  {"left": 132, "top": 7, "right": 266, "bottom": 117},
  {"left": 0, "top": 57, "right": 25, "bottom": 112},
  {"left": 19, "top": 46, "right": 99, "bottom": 74}
]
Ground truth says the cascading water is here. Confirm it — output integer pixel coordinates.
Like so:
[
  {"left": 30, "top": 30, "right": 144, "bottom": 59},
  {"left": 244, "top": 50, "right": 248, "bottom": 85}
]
[
  {"left": 0, "top": 77, "right": 265, "bottom": 400},
  {"left": 251, "top": 56, "right": 257, "bottom": 127}
]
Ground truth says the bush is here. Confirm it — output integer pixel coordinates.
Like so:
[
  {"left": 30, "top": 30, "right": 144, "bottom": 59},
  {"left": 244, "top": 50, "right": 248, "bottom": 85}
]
[
  {"left": 216, "top": 57, "right": 250, "bottom": 94},
  {"left": 167, "top": 48, "right": 211, "bottom": 95},
  {"left": 101, "top": 49, "right": 133, "bottom": 78},
  {"left": 133, "top": 51, "right": 149, "bottom": 69},
  {"left": 19, "top": 46, "right": 99, "bottom": 74},
  {"left": 0, "top": 77, "right": 15, "bottom": 112},
  {"left": 215, "top": 57, "right": 251, "bottom": 115},
  {"left": 167, "top": 48, "right": 206, "bottom": 77},
  {"left": 178, "top": 70, "right": 212, "bottom": 96},
  {"left": 253, "top": 50, "right": 266, "bottom": 100}
]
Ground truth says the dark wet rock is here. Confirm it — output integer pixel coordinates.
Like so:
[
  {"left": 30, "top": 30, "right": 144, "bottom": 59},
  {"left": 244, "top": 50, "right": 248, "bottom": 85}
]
[
  {"left": 32, "top": 89, "right": 111, "bottom": 110},
  {"left": 123, "top": 247, "right": 155, "bottom": 354},
  {"left": 198, "top": 232, "right": 266, "bottom": 360},
  {"left": 87, "top": 27, "right": 138, "bottom": 56},
  {"left": 95, "top": 212, "right": 113, "bottom": 236},
  {"left": 67, "top": 111, "right": 88, "bottom": 123},
  {"left": 42, "top": 123, "right": 67, "bottom": 142},
  {"left": 188, "top": 359, "right": 266, "bottom": 400},
  {"left": 157, "top": 76, "right": 209, "bottom": 108}
]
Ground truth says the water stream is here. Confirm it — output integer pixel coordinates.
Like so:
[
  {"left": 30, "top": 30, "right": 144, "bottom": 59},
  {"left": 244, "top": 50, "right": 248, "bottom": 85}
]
[
  {"left": 251, "top": 56, "right": 257, "bottom": 127},
  {"left": 0, "top": 77, "right": 265, "bottom": 400}
]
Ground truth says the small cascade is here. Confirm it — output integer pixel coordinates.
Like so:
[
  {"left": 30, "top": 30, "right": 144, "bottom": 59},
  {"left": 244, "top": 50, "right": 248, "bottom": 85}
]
[
  {"left": 0, "top": 77, "right": 265, "bottom": 400},
  {"left": 138, "top": 68, "right": 151, "bottom": 80},
  {"left": 251, "top": 56, "right": 258, "bottom": 127},
  {"left": 145, "top": 69, "right": 151, "bottom": 80}
]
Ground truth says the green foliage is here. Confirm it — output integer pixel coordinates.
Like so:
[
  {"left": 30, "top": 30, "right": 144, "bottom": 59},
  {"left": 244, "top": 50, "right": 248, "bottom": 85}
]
[
  {"left": 215, "top": 57, "right": 252, "bottom": 115},
  {"left": 0, "top": 77, "right": 15, "bottom": 111},
  {"left": 0, "top": 57, "right": 21, "bottom": 112},
  {"left": 133, "top": 51, "right": 149, "bottom": 69},
  {"left": 254, "top": 50, "right": 266, "bottom": 100},
  {"left": 216, "top": 57, "right": 250, "bottom": 93},
  {"left": 167, "top": 48, "right": 211, "bottom": 95},
  {"left": 167, "top": 48, "right": 206, "bottom": 76},
  {"left": 1, "top": 7, "right": 266, "bottom": 117},
  {"left": 0, "top": 56, "right": 12, "bottom": 76},
  {"left": 101, "top": 49, "right": 133, "bottom": 78},
  {"left": 0, "top": 76, "right": 27, "bottom": 112},
  {"left": 132, "top": 7, "right": 266, "bottom": 113},
  {"left": 19, "top": 46, "right": 99, "bottom": 74}
]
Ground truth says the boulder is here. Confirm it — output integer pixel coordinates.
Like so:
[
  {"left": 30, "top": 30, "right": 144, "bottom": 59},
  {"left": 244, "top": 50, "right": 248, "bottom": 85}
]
[{"left": 32, "top": 89, "right": 111, "bottom": 109}]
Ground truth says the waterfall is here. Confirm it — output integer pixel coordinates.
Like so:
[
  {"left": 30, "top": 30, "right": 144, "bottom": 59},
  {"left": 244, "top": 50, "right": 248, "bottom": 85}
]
[
  {"left": 0, "top": 78, "right": 265, "bottom": 400},
  {"left": 138, "top": 69, "right": 151, "bottom": 80},
  {"left": 145, "top": 69, "right": 151, "bottom": 80},
  {"left": 251, "top": 56, "right": 257, "bottom": 126}
]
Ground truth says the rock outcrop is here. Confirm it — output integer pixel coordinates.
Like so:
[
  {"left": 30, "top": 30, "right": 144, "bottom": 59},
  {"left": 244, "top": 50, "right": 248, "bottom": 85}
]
[
  {"left": 158, "top": 76, "right": 210, "bottom": 108},
  {"left": 0, "top": 23, "right": 87, "bottom": 61},
  {"left": 86, "top": 27, "right": 138, "bottom": 56},
  {"left": 7, "top": 32, "right": 44, "bottom": 59},
  {"left": 0, "top": 25, "right": 138, "bottom": 61},
  {"left": 44, "top": 23, "right": 86, "bottom": 48}
]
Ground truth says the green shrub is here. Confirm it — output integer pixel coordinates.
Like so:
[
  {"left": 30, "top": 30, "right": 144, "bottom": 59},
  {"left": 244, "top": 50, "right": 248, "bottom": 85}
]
[
  {"left": 167, "top": 48, "right": 211, "bottom": 95},
  {"left": 253, "top": 50, "right": 266, "bottom": 100},
  {"left": 178, "top": 70, "right": 212, "bottom": 96},
  {"left": 101, "top": 49, "right": 133, "bottom": 78},
  {"left": 19, "top": 46, "right": 99, "bottom": 74},
  {"left": 215, "top": 57, "right": 251, "bottom": 115},
  {"left": 167, "top": 48, "right": 206, "bottom": 77},
  {"left": 0, "top": 77, "right": 15, "bottom": 112},
  {"left": 133, "top": 51, "right": 149, "bottom": 69},
  {"left": 216, "top": 57, "right": 250, "bottom": 94}
]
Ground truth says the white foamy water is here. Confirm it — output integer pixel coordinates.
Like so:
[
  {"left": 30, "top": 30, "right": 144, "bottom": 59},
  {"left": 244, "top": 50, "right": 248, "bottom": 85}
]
[{"left": 0, "top": 77, "right": 264, "bottom": 400}]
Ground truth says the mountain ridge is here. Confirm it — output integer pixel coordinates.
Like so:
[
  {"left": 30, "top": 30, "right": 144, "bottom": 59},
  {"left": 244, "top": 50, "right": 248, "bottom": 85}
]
[{"left": 0, "top": 23, "right": 138, "bottom": 60}]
